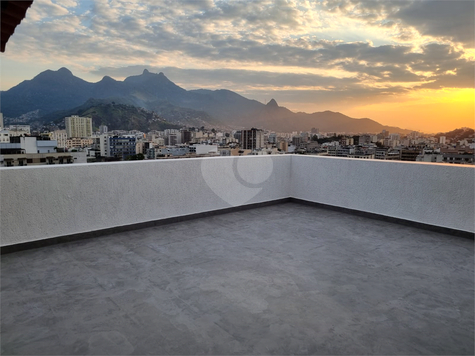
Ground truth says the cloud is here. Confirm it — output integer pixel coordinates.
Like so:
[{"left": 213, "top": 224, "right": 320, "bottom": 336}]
[
  {"left": 53, "top": 0, "right": 78, "bottom": 8},
  {"left": 322, "top": 0, "right": 474, "bottom": 48},
  {"left": 15, "top": 1, "right": 474, "bottom": 71},
  {"left": 393, "top": 1, "right": 475, "bottom": 48},
  {"left": 27, "top": 0, "right": 70, "bottom": 21},
  {"left": 416, "top": 60, "right": 475, "bottom": 89}
]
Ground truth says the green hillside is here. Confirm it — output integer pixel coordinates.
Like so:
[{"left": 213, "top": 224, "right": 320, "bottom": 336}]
[
  {"left": 45, "top": 99, "right": 182, "bottom": 131},
  {"left": 81, "top": 103, "right": 181, "bottom": 131}
]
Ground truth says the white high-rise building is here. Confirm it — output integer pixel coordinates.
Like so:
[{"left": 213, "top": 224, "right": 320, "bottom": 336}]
[
  {"left": 49, "top": 130, "right": 68, "bottom": 148},
  {"left": 99, "top": 125, "right": 108, "bottom": 134},
  {"left": 99, "top": 134, "right": 110, "bottom": 157},
  {"left": 65, "top": 116, "right": 93, "bottom": 138},
  {"left": 439, "top": 136, "right": 446, "bottom": 144}
]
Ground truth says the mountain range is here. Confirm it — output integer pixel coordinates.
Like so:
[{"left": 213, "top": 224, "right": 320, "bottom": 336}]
[
  {"left": 39, "top": 99, "right": 183, "bottom": 132},
  {"left": 1, "top": 68, "right": 411, "bottom": 134}
]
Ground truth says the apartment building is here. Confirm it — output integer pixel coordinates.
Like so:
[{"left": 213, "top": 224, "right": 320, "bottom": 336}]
[
  {"left": 241, "top": 128, "right": 264, "bottom": 150},
  {"left": 65, "top": 115, "right": 93, "bottom": 138}
]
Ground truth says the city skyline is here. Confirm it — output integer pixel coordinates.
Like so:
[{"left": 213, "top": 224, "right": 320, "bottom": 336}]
[{"left": 1, "top": 0, "right": 474, "bottom": 132}]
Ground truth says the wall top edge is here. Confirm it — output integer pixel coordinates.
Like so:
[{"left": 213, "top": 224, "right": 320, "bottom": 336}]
[
  {"left": 292, "top": 155, "right": 475, "bottom": 168},
  {"left": 0, "top": 154, "right": 473, "bottom": 170},
  {"left": 0, "top": 154, "right": 291, "bottom": 170}
]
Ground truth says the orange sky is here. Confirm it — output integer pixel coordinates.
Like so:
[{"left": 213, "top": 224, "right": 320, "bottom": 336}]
[{"left": 345, "top": 88, "right": 475, "bottom": 133}]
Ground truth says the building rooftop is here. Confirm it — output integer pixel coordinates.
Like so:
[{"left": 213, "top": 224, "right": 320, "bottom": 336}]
[{"left": 2, "top": 202, "right": 473, "bottom": 355}]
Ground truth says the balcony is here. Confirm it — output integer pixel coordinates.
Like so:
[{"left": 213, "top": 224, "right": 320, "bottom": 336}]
[{"left": 1, "top": 156, "right": 474, "bottom": 355}]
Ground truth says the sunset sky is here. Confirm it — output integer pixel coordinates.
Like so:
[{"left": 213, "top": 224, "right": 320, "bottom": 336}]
[{"left": 1, "top": 0, "right": 474, "bottom": 133}]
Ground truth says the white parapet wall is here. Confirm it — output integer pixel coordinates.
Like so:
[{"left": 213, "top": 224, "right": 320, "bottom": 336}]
[
  {"left": 1, "top": 155, "right": 473, "bottom": 247},
  {"left": 0, "top": 155, "right": 291, "bottom": 247},
  {"left": 291, "top": 156, "right": 475, "bottom": 234}
]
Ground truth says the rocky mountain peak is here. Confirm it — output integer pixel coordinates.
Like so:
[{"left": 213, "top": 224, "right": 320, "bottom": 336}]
[{"left": 267, "top": 98, "right": 278, "bottom": 107}]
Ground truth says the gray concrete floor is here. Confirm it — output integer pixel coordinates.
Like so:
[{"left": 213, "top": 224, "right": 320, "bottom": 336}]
[{"left": 1, "top": 202, "right": 473, "bottom": 355}]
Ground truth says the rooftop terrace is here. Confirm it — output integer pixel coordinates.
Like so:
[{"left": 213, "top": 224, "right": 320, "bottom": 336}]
[
  {"left": 1, "top": 156, "right": 474, "bottom": 354},
  {"left": 2, "top": 202, "right": 473, "bottom": 355}
]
